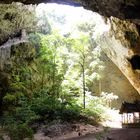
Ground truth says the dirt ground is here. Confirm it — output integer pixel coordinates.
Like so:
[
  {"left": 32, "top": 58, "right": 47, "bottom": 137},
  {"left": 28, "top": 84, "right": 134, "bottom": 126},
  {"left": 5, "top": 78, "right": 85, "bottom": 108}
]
[
  {"left": 67, "top": 128, "right": 140, "bottom": 140},
  {"left": 33, "top": 110, "right": 122, "bottom": 140},
  {"left": 34, "top": 123, "right": 104, "bottom": 140},
  {"left": 33, "top": 113, "right": 140, "bottom": 140},
  {"left": 4, "top": 110, "right": 140, "bottom": 140},
  {"left": 34, "top": 128, "right": 140, "bottom": 140}
]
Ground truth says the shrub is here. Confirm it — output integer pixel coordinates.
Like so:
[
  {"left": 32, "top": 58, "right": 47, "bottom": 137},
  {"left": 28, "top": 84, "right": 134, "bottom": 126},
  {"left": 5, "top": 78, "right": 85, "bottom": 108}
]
[
  {"left": 6, "top": 123, "right": 33, "bottom": 140},
  {"left": 59, "top": 103, "right": 81, "bottom": 121},
  {"left": 14, "top": 107, "right": 39, "bottom": 124},
  {"left": 30, "top": 94, "right": 81, "bottom": 121}
]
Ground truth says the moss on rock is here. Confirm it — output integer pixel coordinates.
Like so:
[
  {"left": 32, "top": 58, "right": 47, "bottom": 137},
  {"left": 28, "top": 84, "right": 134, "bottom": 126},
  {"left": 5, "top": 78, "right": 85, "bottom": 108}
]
[{"left": 0, "top": 3, "right": 36, "bottom": 45}]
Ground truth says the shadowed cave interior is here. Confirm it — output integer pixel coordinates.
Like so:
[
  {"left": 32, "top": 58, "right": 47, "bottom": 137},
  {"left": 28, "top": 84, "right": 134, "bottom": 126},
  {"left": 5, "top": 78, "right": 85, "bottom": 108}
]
[{"left": 129, "top": 55, "right": 140, "bottom": 70}]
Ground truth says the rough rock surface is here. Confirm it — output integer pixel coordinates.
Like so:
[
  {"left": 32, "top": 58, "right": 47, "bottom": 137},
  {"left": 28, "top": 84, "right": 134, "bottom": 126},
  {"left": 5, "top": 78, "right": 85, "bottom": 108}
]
[
  {"left": 81, "top": 0, "right": 140, "bottom": 24},
  {"left": 0, "top": 3, "right": 35, "bottom": 45},
  {"left": 92, "top": 51, "right": 140, "bottom": 107},
  {"left": 99, "top": 17, "right": 140, "bottom": 94},
  {"left": 0, "top": 3, "right": 35, "bottom": 69},
  {"left": 0, "top": 0, "right": 140, "bottom": 24}
]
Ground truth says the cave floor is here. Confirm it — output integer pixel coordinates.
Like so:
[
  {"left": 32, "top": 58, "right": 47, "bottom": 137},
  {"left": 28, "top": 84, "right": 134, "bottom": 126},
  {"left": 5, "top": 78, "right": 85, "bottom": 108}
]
[{"left": 66, "top": 128, "right": 140, "bottom": 140}]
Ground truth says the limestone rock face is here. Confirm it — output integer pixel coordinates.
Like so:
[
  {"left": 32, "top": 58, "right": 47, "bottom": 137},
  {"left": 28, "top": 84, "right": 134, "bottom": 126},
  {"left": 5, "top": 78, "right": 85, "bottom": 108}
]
[
  {"left": 90, "top": 50, "right": 140, "bottom": 107},
  {"left": 0, "top": 3, "right": 35, "bottom": 45},
  {"left": 101, "top": 53, "right": 140, "bottom": 106},
  {"left": 0, "top": 3, "right": 35, "bottom": 69},
  {"left": 99, "top": 17, "right": 140, "bottom": 94},
  {"left": 81, "top": 0, "right": 140, "bottom": 24},
  {"left": 0, "top": 0, "right": 140, "bottom": 24}
]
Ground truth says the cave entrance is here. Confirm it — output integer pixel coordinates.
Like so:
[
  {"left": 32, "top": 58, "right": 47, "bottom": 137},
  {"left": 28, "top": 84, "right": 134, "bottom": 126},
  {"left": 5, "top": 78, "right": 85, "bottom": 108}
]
[
  {"left": 2, "top": 2, "right": 140, "bottom": 139},
  {"left": 0, "top": 3, "right": 129, "bottom": 136},
  {"left": 35, "top": 3, "right": 122, "bottom": 128}
]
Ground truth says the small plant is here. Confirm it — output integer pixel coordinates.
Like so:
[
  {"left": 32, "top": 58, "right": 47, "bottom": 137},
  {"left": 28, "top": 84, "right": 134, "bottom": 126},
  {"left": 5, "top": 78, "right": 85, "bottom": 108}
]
[{"left": 6, "top": 123, "right": 33, "bottom": 140}]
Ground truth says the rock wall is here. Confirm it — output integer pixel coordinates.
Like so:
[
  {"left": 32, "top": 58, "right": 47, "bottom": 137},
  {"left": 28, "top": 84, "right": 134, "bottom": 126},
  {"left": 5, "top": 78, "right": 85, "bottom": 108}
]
[
  {"left": 0, "top": 3, "right": 36, "bottom": 70},
  {"left": 90, "top": 50, "right": 140, "bottom": 107},
  {"left": 99, "top": 17, "right": 140, "bottom": 95},
  {"left": 0, "top": 0, "right": 140, "bottom": 24},
  {"left": 81, "top": 0, "right": 140, "bottom": 24},
  {"left": 101, "top": 52, "right": 140, "bottom": 106}
]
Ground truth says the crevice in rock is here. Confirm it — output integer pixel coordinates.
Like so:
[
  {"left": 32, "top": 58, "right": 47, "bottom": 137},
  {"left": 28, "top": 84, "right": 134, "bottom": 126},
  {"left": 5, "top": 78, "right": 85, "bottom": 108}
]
[
  {"left": 0, "top": 30, "right": 23, "bottom": 46},
  {"left": 136, "top": 24, "right": 140, "bottom": 35},
  {"left": 0, "top": 29, "right": 28, "bottom": 69},
  {"left": 128, "top": 55, "right": 140, "bottom": 70},
  {"left": 0, "top": 29, "right": 28, "bottom": 49}
]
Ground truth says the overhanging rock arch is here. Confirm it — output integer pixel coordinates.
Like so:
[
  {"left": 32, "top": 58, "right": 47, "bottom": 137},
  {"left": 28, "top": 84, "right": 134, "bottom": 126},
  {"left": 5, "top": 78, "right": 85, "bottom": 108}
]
[{"left": 0, "top": 0, "right": 140, "bottom": 24}]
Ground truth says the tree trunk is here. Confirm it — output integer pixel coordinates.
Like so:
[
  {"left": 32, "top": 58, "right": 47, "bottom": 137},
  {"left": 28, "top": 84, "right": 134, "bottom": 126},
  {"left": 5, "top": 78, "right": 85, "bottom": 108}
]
[
  {"left": 41, "top": 68, "right": 45, "bottom": 89},
  {"left": 82, "top": 64, "right": 86, "bottom": 109},
  {"left": 99, "top": 79, "right": 101, "bottom": 95}
]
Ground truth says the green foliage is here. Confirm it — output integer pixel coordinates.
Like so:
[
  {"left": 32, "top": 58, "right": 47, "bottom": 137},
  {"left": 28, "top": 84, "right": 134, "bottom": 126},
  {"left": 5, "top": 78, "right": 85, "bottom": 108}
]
[
  {"left": 6, "top": 123, "right": 33, "bottom": 140},
  {"left": 29, "top": 91, "right": 81, "bottom": 122},
  {"left": 36, "top": 11, "right": 52, "bottom": 34},
  {"left": 3, "top": 94, "right": 17, "bottom": 104},
  {"left": 60, "top": 103, "right": 81, "bottom": 121},
  {"left": 15, "top": 107, "right": 39, "bottom": 124},
  {"left": 0, "top": 6, "right": 117, "bottom": 139},
  {"left": 77, "top": 21, "right": 95, "bottom": 37},
  {"left": 0, "top": 3, "right": 36, "bottom": 44},
  {"left": 0, "top": 97, "right": 37, "bottom": 140},
  {"left": 0, "top": 113, "right": 34, "bottom": 140}
]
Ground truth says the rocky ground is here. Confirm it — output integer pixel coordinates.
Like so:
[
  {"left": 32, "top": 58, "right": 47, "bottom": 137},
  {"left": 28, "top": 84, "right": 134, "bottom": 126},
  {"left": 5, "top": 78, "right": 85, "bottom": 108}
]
[
  {"left": 33, "top": 110, "right": 140, "bottom": 140},
  {"left": 2, "top": 110, "right": 140, "bottom": 140},
  {"left": 34, "top": 123, "right": 140, "bottom": 140},
  {"left": 67, "top": 128, "right": 140, "bottom": 140},
  {"left": 33, "top": 122, "right": 104, "bottom": 140}
]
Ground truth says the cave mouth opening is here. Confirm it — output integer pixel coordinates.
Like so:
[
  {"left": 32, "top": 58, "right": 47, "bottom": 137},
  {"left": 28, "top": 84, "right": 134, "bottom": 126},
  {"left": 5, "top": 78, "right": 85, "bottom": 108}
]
[
  {"left": 35, "top": 3, "right": 122, "bottom": 128},
  {"left": 129, "top": 55, "right": 140, "bottom": 70},
  {"left": 0, "top": 2, "right": 123, "bottom": 132},
  {"left": 35, "top": 3, "right": 110, "bottom": 36},
  {"left": 45, "top": 0, "right": 82, "bottom": 7}
]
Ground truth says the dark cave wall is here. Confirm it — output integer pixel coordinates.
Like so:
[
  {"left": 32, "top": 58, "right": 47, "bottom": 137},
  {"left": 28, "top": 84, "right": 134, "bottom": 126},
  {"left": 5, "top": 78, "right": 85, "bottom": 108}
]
[{"left": 0, "top": 0, "right": 140, "bottom": 24}]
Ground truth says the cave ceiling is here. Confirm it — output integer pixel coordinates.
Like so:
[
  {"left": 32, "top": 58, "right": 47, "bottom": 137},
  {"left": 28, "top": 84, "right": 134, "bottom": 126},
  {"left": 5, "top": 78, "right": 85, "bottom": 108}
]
[{"left": 1, "top": 0, "right": 140, "bottom": 24}]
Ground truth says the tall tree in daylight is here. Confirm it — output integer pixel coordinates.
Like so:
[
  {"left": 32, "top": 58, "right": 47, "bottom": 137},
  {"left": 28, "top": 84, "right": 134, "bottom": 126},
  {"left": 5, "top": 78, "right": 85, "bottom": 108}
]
[
  {"left": 76, "top": 19, "right": 105, "bottom": 95},
  {"left": 71, "top": 34, "right": 90, "bottom": 109}
]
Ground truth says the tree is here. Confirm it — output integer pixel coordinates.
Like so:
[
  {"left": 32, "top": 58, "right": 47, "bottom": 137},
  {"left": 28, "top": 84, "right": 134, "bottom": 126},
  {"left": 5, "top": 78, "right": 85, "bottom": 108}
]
[
  {"left": 40, "top": 32, "right": 65, "bottom": 98},
  {"left": 65, "top": 33, "right": 90, "bottom": 109},
  {"left": 76, "top": 19, "right": 105, "bottom": 95},
  {"left": 36, "top": 10, "right": 52, "bottom": 34}
]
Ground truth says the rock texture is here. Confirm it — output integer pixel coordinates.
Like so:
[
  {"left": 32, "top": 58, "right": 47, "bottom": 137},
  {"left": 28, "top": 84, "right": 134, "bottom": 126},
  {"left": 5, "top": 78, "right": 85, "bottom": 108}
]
[
  {"left": 0, "top": 0, "right": 81, "bottom": 6},
  {"left": 0, "top": 0, "right": 140, "bottom": 24},
  {"left": 99, "top": 17, "right": 140, "bottom": 94},
  {"left": 81, "top": 0, "right": 140, "bottom": 24},
  {"left": 91, "top": 51, "right": 140, "bottom": 107},
  {"left": 0, "top": 3, "right": 36, "bottom": 69},
  {"left": 102, "top": 53, "right": 140, "bottom": 106}
]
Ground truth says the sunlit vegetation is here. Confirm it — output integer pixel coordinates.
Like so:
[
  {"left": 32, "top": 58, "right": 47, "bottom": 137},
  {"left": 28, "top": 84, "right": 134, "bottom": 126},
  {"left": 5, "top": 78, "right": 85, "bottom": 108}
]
[{"left": 0, "top": 4, "right": 118, "bottom": 139}]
